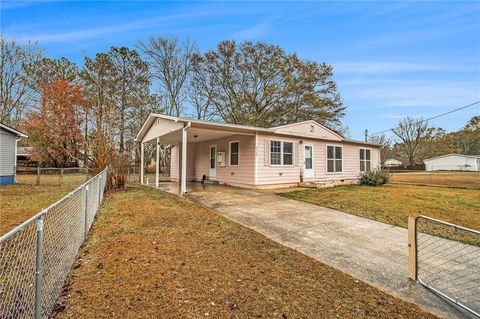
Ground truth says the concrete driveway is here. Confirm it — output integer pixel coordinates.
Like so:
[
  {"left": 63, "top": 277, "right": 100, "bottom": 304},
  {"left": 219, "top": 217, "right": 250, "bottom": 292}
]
[{"left": 156, "top": 182, "right": 470, "bottom": 318}]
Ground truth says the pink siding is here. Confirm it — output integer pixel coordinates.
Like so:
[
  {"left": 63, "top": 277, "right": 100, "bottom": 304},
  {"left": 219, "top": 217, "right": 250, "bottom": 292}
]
[
  {"left": 170, "top": 131, "right": 380, "bottom": 188},
  {"left": 256, "top": 133, "right": 381, "bottom": 186},
  {"left": 194, "top": 134, "right": 255, "bottom": 187},
  {"left": 271, "top": 121, "right": 342, "bottom": 141}
]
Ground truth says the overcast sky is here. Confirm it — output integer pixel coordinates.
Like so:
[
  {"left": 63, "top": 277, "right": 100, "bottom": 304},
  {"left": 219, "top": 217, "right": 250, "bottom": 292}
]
[{"left": 2, "top": 0, "right": 479, "bottom": 139}]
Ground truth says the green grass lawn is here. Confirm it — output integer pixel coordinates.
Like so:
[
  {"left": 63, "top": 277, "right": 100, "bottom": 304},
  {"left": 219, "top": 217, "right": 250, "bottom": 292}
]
[{"left": 279, "top": 184, "right": 480, "bottom": 230}]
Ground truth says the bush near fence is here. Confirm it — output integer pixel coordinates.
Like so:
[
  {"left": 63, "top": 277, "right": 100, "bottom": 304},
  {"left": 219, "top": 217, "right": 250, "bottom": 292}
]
[{"left": 0, "top": 169, "right": 107, "bottom": 319}]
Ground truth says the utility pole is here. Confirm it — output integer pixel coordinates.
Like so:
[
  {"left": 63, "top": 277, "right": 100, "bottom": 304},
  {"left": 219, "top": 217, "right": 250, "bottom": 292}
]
[{"left": 364, "top": 129, "right": 368, "bottom": 142}]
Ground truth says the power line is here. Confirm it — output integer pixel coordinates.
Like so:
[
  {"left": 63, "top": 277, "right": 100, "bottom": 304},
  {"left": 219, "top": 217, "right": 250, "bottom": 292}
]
[{"left": 369, "top": 100, "right": 480, "bottom": 137}]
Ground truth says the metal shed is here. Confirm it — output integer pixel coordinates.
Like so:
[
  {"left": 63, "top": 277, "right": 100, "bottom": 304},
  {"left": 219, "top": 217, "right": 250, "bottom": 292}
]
[{"left": 0, "top": 123, "right": 28, "bottom": 185}]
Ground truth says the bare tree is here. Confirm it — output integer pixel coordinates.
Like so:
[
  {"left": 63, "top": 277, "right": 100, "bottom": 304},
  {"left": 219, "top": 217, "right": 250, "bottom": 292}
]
[
  {"left": 0, "top": 37, "right": 43, "bottom": 125},
  {"left": 391, "top": 117, "right": 429, "bottom": 166},
  {"left": 192, "top": 40, "right": 345, "bottom": 127},
  {"left": 138, "top": 36, "right": 197, "bottom": 116}
]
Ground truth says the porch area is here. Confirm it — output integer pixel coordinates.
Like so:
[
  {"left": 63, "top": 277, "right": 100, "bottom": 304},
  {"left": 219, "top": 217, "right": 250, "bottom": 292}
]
[{"left": 136, "top": 114, "right": 261, "bottom": 195}]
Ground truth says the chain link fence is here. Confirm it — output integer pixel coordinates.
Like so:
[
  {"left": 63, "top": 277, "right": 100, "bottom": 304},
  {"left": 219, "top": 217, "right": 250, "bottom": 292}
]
[
  {"left": 388, "top": 169, "right": 480, "bottom": 189},
  {"left": 16, "top": 167, "right": 90, "bottom": 186},
  {"left": 0, "top": 169, "right": 107, "bottom": 319},
  {"left": 411, "top": 216, "right": 480, "bottom": 317}
]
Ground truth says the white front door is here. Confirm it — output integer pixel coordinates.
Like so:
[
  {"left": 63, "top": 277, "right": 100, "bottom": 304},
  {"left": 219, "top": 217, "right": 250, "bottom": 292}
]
[
  {"left": 303, "top": 144, "right": 314, "bottom": 179},
  {"left": 209, "top": 145, "right": 217, "bottom": 179}
]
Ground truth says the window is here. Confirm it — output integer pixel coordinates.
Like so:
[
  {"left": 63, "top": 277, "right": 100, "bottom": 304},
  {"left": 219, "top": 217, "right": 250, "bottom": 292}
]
[
  {"left": 229, "top": 141, "right": 239, "bottom": 166},
  {"left": 283, "top": 142, "right": 293, "bottom": 165},
  {"left": 359, "top": 149, "right": 371, "bottom": 172},
  {"left": 270, "top": 141, "right": 281, "bottom": 165},
  {"left": 327, "top": 145, "right": 342, "bottom": 173},
  {"left": 270, "top": 140, "right": 294, "bottom": 165}
]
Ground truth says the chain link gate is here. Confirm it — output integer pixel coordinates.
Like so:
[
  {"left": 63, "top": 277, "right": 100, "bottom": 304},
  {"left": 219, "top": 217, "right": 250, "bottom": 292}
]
[
  {"left": 0, "top": 169, "right": 108, "bottom": 319},
  {"left": 409, "top": 216, "right": 480, "bottom": 317}
]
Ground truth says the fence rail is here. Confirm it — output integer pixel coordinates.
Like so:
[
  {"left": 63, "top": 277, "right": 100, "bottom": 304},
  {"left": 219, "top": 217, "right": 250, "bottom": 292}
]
[
  {"left": 409, "top": 216, "right": 480, "bottom": 317},
  {"left": 16, "top": 167, "right": 90, "bottom": 186},
  {"left": 0, "top": 169, "right": 108, "bottom": 319}
]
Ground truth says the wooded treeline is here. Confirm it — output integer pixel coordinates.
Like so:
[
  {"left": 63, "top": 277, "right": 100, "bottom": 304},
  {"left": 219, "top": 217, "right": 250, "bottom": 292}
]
[
  {"left": 370, "top": 115, "right": 480, "bottom": 166},
  {"left": 1, "top": 36, "right": 345, "bottom": 169}
]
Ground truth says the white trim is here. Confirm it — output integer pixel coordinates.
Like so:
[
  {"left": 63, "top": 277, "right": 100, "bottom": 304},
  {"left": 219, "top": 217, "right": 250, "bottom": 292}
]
[
  {"left": 134, "top": 113, "right": 382, "bottom": 148},
  {"left": 303, "top": 143, "right": 314, "bottom": 178},
  {"left": 0, "top": 123, "right": 28, "bottom": 138},
  {"left": 228, "top": 140, "right": 240, "bottom": 166},
  {"left": 269, "top": 139, "right": 294, "bottom": 166},
  {"left": 209, "top": 144, "right": 217, "bottom": 179},
  {"left": 359, "top": 147, "right": 372, "bottom": 172},
  {"left": 326, "top": 144, "right": 343, "bottom": 174}
]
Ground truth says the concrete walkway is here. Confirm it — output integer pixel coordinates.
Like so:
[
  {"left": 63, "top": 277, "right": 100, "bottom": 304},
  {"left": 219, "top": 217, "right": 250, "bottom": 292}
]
[{"left": 155, "top": 182, "right": 471, "bottom": 319}]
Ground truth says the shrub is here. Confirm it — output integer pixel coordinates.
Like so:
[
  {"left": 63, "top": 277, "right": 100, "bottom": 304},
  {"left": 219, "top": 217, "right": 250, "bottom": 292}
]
[{"left": 359, "top": 169, "right": 390, "bottom": 186}]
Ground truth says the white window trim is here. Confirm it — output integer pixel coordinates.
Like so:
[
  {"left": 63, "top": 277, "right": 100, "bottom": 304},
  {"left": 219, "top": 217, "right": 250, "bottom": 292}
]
[
  {"left": 326, "top": 144, "right": 343, "bottom": 174},
  {"left": 269, "top": 140, "right": 294, "bottom": 166},
  {"left": 359, "top": 148, "right": 372, "bottom": 172},
  {"left": 229, "top": 140, "right": 240, "bottom": 166}
]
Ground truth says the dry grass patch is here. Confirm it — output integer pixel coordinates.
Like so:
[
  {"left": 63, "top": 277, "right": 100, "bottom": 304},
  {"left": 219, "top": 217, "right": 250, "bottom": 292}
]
[
  {"left": 54, "top": 185, "right": 438, "bottom": 319},
  {"left": 280, "top": 184, "right": 479, "bottom": 230},
  {"left": 0, "top": 184, "right": 76, "bottom": 235}
]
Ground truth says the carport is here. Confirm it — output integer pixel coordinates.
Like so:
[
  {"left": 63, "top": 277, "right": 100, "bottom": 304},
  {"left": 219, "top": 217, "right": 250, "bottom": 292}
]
[{"left": 135, "top": 114, "right": 264, "bottom": 195}]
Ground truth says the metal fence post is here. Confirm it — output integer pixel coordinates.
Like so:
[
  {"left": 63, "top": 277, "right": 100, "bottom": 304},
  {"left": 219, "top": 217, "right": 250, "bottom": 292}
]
[
  {"left": 34, "top": 216, "right": 45, "bottom": 319},
  {"left": 85, "top": 168, "right": 89, "bottom": 182},
  {"left": 408, "top": 216, "right": 417, "bottom": 281},
  {"left": 36, "top": 167, "right": 40, "bottom": 185},
  {"left": 84, "top": 185, "right": 89, "bottom": 238},
  {"left": 60, "top": 168, "right": 64, "bottom": 185}
]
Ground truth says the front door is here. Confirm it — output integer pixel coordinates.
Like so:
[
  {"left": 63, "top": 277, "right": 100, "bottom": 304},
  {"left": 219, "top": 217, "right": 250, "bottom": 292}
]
[
  {"left": 303, "top": 144, "right": 314, "bottom": 179},
  {"left": 209, "top": 145, "right": 217, "bottom": 179}
]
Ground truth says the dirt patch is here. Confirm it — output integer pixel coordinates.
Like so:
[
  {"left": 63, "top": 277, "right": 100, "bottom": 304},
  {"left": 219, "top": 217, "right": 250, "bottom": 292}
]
[{"left": 54, "top": 185, "right": 438, "bottom": 319}]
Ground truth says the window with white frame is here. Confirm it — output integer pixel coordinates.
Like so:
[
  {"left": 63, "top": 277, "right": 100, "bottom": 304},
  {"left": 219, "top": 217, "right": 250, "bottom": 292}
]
[
  {"left": 270, "top": 140, "right": 281, "bottom": 165},
  {"left": 327, "top": 145, "right": 342, "bottom": 173},
  {"left": 283, "top": 142, "right": 293, "bottom": 165},
  {"left": 359, "top": 148, "right": 371, "bottom": 172},
  {"left": 229, "top": 141, "right": 239, "bottom": 166},
  {"left": 270, "top": 140, "right": 293, "bottom": 165}
]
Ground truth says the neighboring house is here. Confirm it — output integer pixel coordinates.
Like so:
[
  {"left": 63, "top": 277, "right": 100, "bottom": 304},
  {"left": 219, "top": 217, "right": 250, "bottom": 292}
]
[
  {"left": 0, "top": 123, "right": 28, "bottom": 185},
  {"left": 136, "top": 114, "right": 381, "bottom": 194},
  {"left": 424, "top": 154, "right": 480, "bottom": 172},
  {"left": 383, "top": 158, "right": 402, "bottom": 168},
  {"left": 17, "top": 146, "right": 33, "bottom": 161}
]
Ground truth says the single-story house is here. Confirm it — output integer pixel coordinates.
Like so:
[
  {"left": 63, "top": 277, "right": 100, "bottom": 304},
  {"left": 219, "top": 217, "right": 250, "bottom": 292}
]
[
  {"left": 424, "top": 154, "right": 480, "bottom": 172},
  {"left": 0, "top": 123, "right": 28, "bottom": 185},
  {"left": 383, "top": 158, "right": 402, "bottom": 168},
  {"left": 135, "top": 114, "right": 382, "bottom": 195}
]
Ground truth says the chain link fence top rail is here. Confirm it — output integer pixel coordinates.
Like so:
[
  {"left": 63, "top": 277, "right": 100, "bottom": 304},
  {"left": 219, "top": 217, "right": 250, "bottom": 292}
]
[
  {"left": 415, "top": 216, "right": 480, "bottom": 317},
  {"left": 15, "top": 167, "right": 90, "bottom": 186},
  {"left": 0, "top": 169, "right": 107, "bottom": 319}
]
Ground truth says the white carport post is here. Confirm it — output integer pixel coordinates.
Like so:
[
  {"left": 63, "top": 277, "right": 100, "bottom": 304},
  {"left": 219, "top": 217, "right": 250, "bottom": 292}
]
[
  {"left": 181, "top": 122, "right": 191, "bottom": 196},
  {"left": 140, "top": 142, "right": 144, "bottom": 185},
  {"left": 155, "top": 137, "right": 160, "bottom": 187}
]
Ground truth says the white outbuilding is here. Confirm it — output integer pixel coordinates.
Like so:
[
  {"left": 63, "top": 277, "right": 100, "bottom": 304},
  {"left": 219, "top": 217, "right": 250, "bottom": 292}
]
[
  {"left": 0, "top": 123, "right": 28, "bottom": 185},
  {"left": 383, "top": 158, "right": 402, "bottom": 168},
  {"left": 424, "top": 153, "right": 480, "bottom": 172}
]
